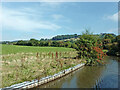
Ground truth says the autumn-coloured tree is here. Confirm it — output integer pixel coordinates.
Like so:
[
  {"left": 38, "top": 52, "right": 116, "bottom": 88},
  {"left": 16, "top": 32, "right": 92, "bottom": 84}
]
[{"left": 76, "top": 30, "right": 106, "bottom": 65}]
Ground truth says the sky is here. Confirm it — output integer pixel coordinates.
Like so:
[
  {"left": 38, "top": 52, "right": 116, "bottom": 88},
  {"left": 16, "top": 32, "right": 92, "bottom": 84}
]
[{"left": 1, "top": 2, "right": 118, "bottom": 41}]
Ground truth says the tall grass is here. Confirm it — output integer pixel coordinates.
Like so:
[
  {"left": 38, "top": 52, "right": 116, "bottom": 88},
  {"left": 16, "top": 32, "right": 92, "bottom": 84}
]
[{"left": 1, "top": 44, "right": 86, "bottom": 88}]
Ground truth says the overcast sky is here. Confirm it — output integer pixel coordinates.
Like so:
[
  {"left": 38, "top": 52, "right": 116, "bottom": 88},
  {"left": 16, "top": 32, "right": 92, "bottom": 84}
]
[{"left": 1, "top": 2, "right": 118, "bottom": 41}]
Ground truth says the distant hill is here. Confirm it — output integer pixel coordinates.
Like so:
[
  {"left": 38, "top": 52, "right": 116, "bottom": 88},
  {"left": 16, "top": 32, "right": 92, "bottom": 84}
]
[
  {"left": 51, "top": 34, "right": 80, "bottom": 40},
  {"left": 0, "top": 40, "right": 28, "bottom": 44},
  {"left": 1, "top": 33, "right": 117, "bottom": 44}
]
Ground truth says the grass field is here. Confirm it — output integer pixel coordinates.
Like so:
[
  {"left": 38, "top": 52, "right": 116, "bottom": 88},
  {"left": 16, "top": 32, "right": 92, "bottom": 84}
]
[
  {"left": 1, "top": 44, "right": 85, "bottom": 88},
  {"left": 2, "top": 44, "right": 75, "bottom": 55}
]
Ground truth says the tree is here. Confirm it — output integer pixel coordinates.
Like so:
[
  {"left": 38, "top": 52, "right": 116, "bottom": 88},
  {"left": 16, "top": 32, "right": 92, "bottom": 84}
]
[
  {"left": 71, "top": 43, "right": 78, "bottom": 49},
  {"left": 64, "top": 41, "right": 71, "bottom": 48},
  {"left": 103, "top": 34, "right": 115, "bottom": 43},
  {"left": 28, "top": 39, "right": 39, "bottom": 46},
  {"left": 76, "top": 30, "right": 105, "bottom": 66},
  {"left": 39, "top": 41, "right": 46, "bottom": 46},
  {"left": 51, "top": 41, "right": 59, "bottom": 47},
  {"left": 16, "top": 40, "right": 28, "bottom": 45}
]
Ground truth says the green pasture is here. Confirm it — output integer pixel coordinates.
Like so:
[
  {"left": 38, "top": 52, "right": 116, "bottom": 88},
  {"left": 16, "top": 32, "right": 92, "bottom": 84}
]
[{"left": 2, "top": 44, "right": 75, "bottom": 55}]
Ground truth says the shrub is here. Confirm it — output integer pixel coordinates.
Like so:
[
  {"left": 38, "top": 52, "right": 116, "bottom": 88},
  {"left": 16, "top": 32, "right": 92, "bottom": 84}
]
[{"left": 76, "top": 30, "right": 105, "bottom": 65}]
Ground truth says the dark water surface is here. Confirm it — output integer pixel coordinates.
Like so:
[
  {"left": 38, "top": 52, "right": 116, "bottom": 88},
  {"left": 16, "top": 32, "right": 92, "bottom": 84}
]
[{"left": 35, "top": 56, "right": 119, "bottom": 88}]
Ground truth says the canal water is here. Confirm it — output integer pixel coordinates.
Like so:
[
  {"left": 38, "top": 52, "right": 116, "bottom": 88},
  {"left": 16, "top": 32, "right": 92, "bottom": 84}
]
[{"left": 34, "top": 56, "right": 119, "bottom": 88}]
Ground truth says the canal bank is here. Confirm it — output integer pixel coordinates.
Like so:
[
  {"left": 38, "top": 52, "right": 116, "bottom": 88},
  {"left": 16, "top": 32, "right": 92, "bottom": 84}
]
[
  {"left": 34, "top": 56, "right": 119, "bottom": 88},
  {"left": 2, "top": 63, "right": 85, "bottom": 89}
]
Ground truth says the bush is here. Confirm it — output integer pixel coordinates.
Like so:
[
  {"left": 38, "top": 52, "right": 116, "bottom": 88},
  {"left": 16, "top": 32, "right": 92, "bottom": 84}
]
[{"left": 76, "top": 30, "right": 105, "bottom": 66}]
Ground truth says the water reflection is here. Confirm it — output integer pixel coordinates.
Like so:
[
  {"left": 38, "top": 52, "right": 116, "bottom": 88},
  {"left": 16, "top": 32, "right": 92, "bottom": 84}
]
[
  {"left": 75, "top": 66, "right": 105, "bottom": 88},
  {"left": 34, "top": 56, "right": 119, "bottom": 88},
  {"left": 96, "top": 56, "right": 118, "bottom": 88}
]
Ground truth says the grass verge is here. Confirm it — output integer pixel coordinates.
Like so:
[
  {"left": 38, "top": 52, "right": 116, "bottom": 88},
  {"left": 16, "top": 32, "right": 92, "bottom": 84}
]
[{"left": 1, "top": 44, "right": 86, "bottom": 88}]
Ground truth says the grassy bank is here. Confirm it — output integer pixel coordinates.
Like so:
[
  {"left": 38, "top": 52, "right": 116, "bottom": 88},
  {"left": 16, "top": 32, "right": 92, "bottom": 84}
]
[{"left": 1, "top": 44, "right": 85, "bottom": 88}]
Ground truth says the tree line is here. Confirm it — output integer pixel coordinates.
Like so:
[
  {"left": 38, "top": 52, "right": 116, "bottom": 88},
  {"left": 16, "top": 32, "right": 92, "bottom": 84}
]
[
  {"left": 15, "top": 39, "right": 78, "bottom": 49},
  {"left": 2, "top": 31, "right": 120, "bottom": 65},
  {"left": 2, "top": 32, "right": 120, "bottom": 57}
]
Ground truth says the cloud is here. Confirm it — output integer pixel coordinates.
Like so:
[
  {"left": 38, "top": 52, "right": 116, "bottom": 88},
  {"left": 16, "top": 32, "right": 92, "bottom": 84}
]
[
  {"left": 52, "top": 14, "right": 71, "bottom": 23},
  {"left": 52, "top": 14, "right": 64, "bottom": 20},
  {"left": 106, "top": 12, "right": 119, "bottom": 22},
  {"left": 40, "top": 2, "right": 62, "bottom": 9},
  {"left": 2, "top": 7, "right": 61, "bottom": 32}
]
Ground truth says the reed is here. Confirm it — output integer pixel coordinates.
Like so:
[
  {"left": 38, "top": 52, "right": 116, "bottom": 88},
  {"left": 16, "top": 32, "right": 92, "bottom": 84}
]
[
  {"left": 1, "top": 48, "right": 85, "bottom": 88},
  {"left": 56, "top": 51, "right": 58, "bottom": 59},
  {"left": 52, "top": 53, "right": 54, "bottom": 59},
  {"left": 59, "top": 52, "right": 62, "bottom": 58}
]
